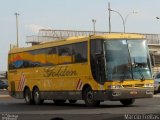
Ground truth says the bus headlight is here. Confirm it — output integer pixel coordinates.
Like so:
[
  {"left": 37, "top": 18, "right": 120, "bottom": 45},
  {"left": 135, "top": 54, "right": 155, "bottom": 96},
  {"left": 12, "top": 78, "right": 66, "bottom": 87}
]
[
  {"left": 144, "top": 83, "right": 153, "bottom": 87},
  {"left": 108, "top": 85, "right": 122, "bottom": 89}
]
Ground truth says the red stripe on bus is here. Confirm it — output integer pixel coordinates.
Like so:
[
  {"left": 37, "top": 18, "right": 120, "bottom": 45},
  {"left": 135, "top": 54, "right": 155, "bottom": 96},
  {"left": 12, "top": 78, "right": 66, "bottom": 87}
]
[
  {"left": 76, "top": 79, "right": 81, "bottom": 90},
  {"left": 20, "top": 74, "right": 25, "bottom": 91},
  {"left": 18, "top": 73, "right": 25, "bottom": 91},
  {"left": 78, "top": 81, "right": 83, "bottom": 90},
  {"left": 18, "top": 74, "right": 23, "bottom": 91}
]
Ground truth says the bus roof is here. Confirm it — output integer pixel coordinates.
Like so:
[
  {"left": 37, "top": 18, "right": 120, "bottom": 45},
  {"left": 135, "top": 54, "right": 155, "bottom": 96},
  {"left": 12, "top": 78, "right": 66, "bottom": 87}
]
[
  {"left": 9, "top": 33, "right": 145, "bottom": 54},
  {"left": 92, "top": 33, "right": 145, "bottom": 39}
]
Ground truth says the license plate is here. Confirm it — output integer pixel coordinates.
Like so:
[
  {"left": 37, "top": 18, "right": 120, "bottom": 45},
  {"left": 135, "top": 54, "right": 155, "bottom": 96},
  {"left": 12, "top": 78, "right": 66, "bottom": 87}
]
[{"left": 130, "top": 91, "right": 137, "bottom": 95}]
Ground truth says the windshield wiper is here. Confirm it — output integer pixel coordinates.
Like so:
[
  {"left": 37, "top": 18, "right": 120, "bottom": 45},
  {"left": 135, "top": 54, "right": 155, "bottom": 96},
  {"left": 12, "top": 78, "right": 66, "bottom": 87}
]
[
  {"left": 133, "top": 58, "right": 145, "bottom": 81},
  {"left": 134, "top": 65, "right": 145, "bottom": 81}
]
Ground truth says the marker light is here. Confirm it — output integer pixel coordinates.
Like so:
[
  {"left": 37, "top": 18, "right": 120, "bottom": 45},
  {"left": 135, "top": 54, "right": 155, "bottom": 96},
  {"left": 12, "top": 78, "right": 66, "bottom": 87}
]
[
  {"left": 144, "top": 83, "right": 154, "bottom": 87},
  {"left": 108, "top": 85, "right": 122, "bottom": 89}
]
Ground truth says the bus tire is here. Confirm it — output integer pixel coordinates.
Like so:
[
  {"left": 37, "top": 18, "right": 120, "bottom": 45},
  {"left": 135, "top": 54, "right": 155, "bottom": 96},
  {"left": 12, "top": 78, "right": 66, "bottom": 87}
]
[
  {"left": 68, "top": 100, "right": 77, "bottom": 104},
  {"left": 33, "top": 87, "right": 44, "bottom": 105},
  {"left": 120, "top": 99, "right": 135, "bottom": 106},
  {"left": 83, "top": 87, "right": 100, "bottom": 107},
  {"left": 54, "top": 100, "right": 66, "bottom": 105},
  {"left": 24, "top": 88, "right": 34, "bottom": 104}
]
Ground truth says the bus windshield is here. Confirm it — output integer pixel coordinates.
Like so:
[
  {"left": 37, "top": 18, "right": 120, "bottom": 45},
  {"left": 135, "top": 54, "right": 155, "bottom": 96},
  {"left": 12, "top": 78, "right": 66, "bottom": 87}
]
[{"left": 104, "top": 40, "right": 152, "bottom": 81}]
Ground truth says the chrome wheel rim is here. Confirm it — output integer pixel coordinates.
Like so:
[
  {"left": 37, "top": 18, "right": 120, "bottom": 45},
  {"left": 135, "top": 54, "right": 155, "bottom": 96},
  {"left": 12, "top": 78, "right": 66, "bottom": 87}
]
[
  {"left": 87, "top": 91, "right": 93, "bottom": 103},
  {"left": 34, "top": 90, "right": 40, "bottom": 104}
]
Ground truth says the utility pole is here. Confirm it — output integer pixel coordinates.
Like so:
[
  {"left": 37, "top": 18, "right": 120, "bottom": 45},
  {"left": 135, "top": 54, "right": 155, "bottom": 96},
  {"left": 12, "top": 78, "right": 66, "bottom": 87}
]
[
  {"left": 15, "top": 13, "right": 19, "bottom": 48},
  {"left": 92, "top": 19, "right": 96, "bottom": 34},
  {"left": 108, "top": 2, "right": 111, "bottom": 33}
]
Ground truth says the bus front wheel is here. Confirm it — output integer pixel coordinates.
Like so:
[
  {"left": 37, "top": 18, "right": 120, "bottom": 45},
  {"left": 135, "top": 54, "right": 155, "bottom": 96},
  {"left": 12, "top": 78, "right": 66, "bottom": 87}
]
[
  {"left": 33, "top": 87, "right": 44, "bottom": 105},
  {"left": 83, "top": 87, "right": 100, "bottom": 107},
  {"left": 24, "top": 88, "right": 34, "bottom": 104},
  {"left": 120, "top": 99, "right": 135, "bottom": 106}
]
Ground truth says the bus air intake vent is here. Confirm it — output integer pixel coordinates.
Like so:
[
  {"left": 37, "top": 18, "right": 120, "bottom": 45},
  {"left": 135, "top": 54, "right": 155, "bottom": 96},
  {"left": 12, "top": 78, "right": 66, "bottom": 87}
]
[
  {"left": 135, "top": 84, "right": 144, "bottom": 87},
  {"left": 122, "top": 85, "right": 133, "bottom": 88}
]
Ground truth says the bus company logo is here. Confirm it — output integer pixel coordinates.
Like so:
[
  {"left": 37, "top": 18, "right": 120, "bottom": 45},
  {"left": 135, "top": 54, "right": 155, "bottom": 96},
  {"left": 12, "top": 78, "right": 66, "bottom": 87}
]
[
  {"left": 76, "top": 79, "right": 83, "bottom": 90},
  {"left": 18, "top": 73, "right": 26, "bottom": 91},
  {"left": 43, "top": 66, "right": 77, "bottom": 77}
]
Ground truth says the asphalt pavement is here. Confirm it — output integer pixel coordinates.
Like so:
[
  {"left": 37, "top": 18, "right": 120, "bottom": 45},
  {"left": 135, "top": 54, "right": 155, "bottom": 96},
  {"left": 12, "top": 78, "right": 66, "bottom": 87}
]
[{"left": 0, "top": 90, "right": 160, "bottom": 120}]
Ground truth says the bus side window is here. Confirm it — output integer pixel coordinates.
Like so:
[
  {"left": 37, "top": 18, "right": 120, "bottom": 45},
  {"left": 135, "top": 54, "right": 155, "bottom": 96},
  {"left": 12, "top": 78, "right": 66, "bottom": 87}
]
[
  {"left": 58, "top": 45, "right": 72, "bottom": 64},
  {"left": 72, "top": 42, "right": 88, "bottom": 63},
  {"left": 46, "top": 47, "right": 58, "bottom": 65}
]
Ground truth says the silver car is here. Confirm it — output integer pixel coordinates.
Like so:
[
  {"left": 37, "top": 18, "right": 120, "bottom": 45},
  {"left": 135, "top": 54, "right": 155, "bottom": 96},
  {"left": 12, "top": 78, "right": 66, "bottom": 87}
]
[{"left": 154, "top": 73, "right": 160, "bottom": 93}]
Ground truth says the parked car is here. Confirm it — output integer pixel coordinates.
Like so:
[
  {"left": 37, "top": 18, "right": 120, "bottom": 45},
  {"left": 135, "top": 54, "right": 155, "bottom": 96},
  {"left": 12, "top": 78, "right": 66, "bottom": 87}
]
[
  {"left": 154, "top": 73, "right": 160, "bottom": 94},
  {"left": 0, "top": 79, "right": 8, "bottom": 89}
]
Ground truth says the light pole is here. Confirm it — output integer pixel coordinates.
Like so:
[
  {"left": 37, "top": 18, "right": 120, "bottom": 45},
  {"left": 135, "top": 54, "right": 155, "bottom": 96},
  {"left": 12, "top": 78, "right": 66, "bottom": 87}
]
[
  {"left": 92, "top": 19, "right": 96, "bottom": 34},
  {"left": 108, "top": 2, "right": 111, "bottom": 33},
  {"left": 108, "top": 8, "right": 137, "bottom": 33},
  {"left": 15, "top": 13, "right": 19, "bottom": 48},
  {"left": 124, "top": 11, "right": 138, "bottom": 31}
]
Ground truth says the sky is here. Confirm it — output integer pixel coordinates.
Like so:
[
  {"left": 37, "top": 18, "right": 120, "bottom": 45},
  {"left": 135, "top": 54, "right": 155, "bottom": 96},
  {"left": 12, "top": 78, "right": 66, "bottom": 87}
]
[{"left": 0, "top": 0, "right": 160, "bottom": 71}]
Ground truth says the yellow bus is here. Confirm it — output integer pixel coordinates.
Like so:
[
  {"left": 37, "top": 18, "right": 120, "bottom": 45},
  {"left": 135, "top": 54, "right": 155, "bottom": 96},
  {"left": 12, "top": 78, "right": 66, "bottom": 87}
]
[{"left": 8, "top": 33, "right": 154, "bottom": 106}]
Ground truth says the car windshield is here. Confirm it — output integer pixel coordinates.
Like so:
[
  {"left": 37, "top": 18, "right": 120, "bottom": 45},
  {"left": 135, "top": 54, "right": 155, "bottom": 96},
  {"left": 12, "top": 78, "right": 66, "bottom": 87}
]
[{"left": 104, "top": 39, "right": 152, "bottom": 81}]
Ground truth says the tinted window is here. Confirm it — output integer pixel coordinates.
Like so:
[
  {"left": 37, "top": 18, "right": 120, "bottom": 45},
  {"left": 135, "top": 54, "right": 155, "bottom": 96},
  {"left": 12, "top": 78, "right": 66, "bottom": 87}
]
[
  {"left": 24, "top": 49, "right": 47, "bottom": 67},
  {"left": 46, "top": 47, "right": 58, "bottom": 65},
  {"left": 9, "top": 42, "right": 88, "bottom": 69},
  {"left": 58, "top": 45, "right": 72, "bottom": 64},
  {"left": 72, "top": 42, "right": 88, "bottom": 63},
  {"left": 8, "top": 53, "right": 24, "bottom": 69}
]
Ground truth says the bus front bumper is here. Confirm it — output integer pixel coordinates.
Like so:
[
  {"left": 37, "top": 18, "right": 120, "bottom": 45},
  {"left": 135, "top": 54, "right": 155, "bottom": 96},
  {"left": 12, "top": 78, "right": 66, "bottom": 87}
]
[{"left": 93, "top": 88, "right": 154, "bottom": 101}]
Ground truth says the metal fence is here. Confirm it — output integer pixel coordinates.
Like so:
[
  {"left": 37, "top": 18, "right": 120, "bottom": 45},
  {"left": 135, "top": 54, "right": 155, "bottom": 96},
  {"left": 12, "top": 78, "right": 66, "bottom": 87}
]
[{"left": 26, "top": 29, "right": 160, "bottom": 45}]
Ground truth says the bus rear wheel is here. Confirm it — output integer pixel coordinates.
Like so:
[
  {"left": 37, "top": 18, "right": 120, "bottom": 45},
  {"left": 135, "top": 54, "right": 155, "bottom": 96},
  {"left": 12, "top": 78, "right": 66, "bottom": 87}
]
[
  {"left": 120, "top": 99, "right": 135, "bottom": 106},
  {"left": 83, "top": 87, "right": 100, "bottom": 107},
  {"left": 33, "top": 87, "right": 44, "bottom": 105},
  {"left": 24, "top": 88, "right": 34, "bottom": 104},
  {"left": 68, "top": 100, "right": 77, "bottom": 104}
]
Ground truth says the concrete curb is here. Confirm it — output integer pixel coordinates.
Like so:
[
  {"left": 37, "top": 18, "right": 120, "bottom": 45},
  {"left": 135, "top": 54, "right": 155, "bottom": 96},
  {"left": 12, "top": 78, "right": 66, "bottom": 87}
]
[
  {"left": 0, "top": 95, "right": 10, "bottom": 98},
  {"left": 153, "top": 94, "right": 160, "bottom": 97}
]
